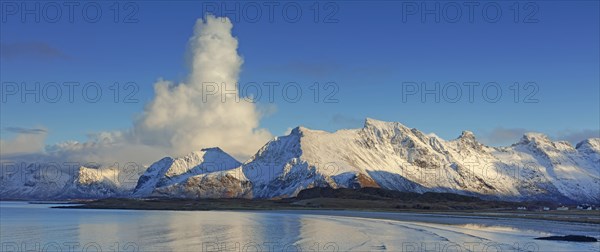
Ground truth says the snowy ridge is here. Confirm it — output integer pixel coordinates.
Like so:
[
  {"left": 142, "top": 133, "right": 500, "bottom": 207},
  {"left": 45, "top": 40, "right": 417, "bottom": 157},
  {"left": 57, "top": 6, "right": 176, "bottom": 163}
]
[
  {"left": 0, "top": 163, "right": 138, "bottom": 199},
  {"left": 0, "top": 163, "right": 72, "bottom": 199},
  {"left": 59, "top": 166, "right": 134, "bottom": 199},
  {"left": 1, "top": 118, "right": 598, "bottom": 203},
  {"left": 132, "top": 147, "right": 242, "bottom": 197},
  {"left": 153, "top": 167, "right": 252, "bottom": 198},
  {"left": 160, "top": 118, "right": 598, "bottom": 202}
]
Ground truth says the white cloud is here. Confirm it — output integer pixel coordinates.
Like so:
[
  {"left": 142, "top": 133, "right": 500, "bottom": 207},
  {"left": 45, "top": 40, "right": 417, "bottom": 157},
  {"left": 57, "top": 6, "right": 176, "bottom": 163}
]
[
  {"left": 283, "top": 127, "right": 294, "bottom": 135},
  {"left": 555, "top": 129, "right": 600, "bottom": 144},
  {"left": 479, "top": 127, "right": 529, "bottom": 146},
  {"left": 130, "top": 15, "right": 272, "bottom": 161},
  {"left": 0, "top": 130, "right": 47, "bottom": 157},
  {"left": 1, "top": 16, "right": 273, "bottom": 166}
]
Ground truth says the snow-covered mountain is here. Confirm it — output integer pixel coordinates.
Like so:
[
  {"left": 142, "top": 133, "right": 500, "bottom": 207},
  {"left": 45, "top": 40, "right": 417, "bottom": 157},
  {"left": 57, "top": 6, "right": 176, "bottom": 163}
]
[
  {"left": 132, "top": 147, "right": 243, "bottom": 198},
  {"left": 60, "top": 165, "right": 139, "bottom": 199},
  {"left": 135, "top": 118, "right": 598, "bottom": 203},
  {"left": 0, "top": 163, "right": 137, "bottom": 199},
  {"left": 2, "top": 118, "right": 598, "bottom": 203}
]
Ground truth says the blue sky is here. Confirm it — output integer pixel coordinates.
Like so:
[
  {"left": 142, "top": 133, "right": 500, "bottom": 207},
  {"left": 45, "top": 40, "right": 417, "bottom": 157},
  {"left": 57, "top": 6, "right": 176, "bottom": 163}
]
[{"left": 1, "top": 0, "right": 599, "bottom": 148}]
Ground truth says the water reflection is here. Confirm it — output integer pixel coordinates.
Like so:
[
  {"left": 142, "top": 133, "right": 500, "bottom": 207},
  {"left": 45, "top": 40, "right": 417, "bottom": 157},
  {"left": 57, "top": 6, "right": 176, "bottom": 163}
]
[{"left": 1, "top": 202, "right": 599, "bottom": 252}]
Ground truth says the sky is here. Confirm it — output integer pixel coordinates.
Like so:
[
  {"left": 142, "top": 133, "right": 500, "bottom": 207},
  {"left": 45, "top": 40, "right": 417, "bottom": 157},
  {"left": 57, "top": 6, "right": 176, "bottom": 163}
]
[{"left": 1, "top": 1, "right": 599, "bottom": 163}]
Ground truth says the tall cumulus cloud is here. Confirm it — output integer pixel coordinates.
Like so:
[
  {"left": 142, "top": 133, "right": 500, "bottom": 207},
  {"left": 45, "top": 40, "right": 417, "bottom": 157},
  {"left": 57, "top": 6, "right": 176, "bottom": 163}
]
[
  {"left": 130, "top": 15, "right": 272, "bottom": 160},
  {"left": 0, "top": 16, "right": 272, "bottom": 166}
]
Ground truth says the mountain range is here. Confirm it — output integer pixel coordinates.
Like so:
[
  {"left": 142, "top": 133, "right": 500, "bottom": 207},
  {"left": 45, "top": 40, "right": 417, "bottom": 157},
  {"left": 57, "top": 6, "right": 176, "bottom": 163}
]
[{"left": 2, "top": 118, "right": 598, "bottom": 203}]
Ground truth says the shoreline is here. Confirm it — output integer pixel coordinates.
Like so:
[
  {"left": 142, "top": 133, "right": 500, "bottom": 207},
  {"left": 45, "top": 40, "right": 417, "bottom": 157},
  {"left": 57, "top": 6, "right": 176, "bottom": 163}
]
[{"left": 52, "top": 198, "right": 600, "bottom": 225}]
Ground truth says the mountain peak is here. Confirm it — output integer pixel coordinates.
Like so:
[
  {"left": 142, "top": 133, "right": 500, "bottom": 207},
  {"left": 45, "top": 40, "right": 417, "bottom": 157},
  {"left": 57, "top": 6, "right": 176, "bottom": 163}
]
[
  {"left": 519, "top": 132, "right": 551, "bottom": 145},
  {"left": 460, "top": 130, "right": 475, "bottom": 137},
  {"left": 133, "top": 147, "right": 241, "bottom": 197},
  {"left": 290, "top": 126, "right": 308, "bottom": 136},
  {"left": 454, "top": 130, "right": 484, "bottom": 150},
  {"left": 576, "top": 138, "right": 600, "bottom": 152},
  {"left": 363, "top": 118, "right": 407, "bottom": 129},
  {"left": 458, "top": 131, "right": 476, "bottom": 141}
]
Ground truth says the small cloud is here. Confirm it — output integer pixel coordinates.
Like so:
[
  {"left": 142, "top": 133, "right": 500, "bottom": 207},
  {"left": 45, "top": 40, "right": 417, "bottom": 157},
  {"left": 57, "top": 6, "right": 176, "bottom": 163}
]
[
  {"left": 555, "top": 129, "right": 600, "bottom": 144},
  {"left": 0, "top": 132, "right": 47, "bottom": 157},
  {"left": 4, "top": 127, "right": 47, "bottom": 135},
  {"left": 1, "top": 42, "right": 69, "bottom": 60},
  {"left": 257, "top": 103, "right": 277, "bottom": 117},
  {"left": 479, "top": 127, "right": 529, "bottom": 146},
  {"left": 479, "top": 127, "right": 600, "bottom": 146},
  {"left": 283, "top": 127, "right": 294, "bottom": 135},
  {"left": 330, "top": 114, "right": 363, "bottom": 128}
]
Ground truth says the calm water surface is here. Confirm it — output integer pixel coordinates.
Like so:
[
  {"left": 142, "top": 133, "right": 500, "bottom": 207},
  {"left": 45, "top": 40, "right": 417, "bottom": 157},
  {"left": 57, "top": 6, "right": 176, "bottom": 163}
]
[{"left": 1, "top": 201, "right": 599, "bottom": 251}]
